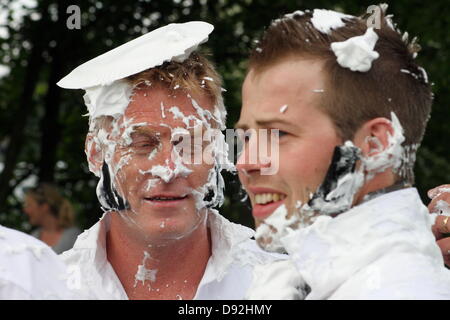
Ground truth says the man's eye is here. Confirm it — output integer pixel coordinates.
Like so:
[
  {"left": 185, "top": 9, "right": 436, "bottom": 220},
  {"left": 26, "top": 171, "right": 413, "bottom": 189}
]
[
  {"left": 131, "top": 138, "right": 159, "bottom": 150},
  {"left": 278, "top": 130, "right": 288, "bottom": 138},
  {"left": 134, "top": 142, "right": 153, "bottom": 148}
]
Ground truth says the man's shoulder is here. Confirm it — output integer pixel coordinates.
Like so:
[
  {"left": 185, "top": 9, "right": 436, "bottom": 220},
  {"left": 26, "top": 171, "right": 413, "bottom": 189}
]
[
  {"left": 0, "top": 225, "right": 54, "bottom": 261},
  {"left": 332, "top": 251, "right": 450, "bottom": 299},
  {"left": 0, "top": 225, "right": 46, "bottom": 247},
  {"left": 0, "top": 225, "right": 74, "bottom": 299}
]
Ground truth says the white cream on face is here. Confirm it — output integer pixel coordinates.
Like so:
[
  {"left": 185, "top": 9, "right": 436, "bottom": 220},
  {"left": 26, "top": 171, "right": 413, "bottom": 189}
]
[
  {"left": 279, "top": 105, "right": 288, "bottom": 113},
  {"left": 83, "top": 80, "right": 134, "bottom": 119},
  {"left": 58, "top": 21, "right": 234, "bottom": 295},
  {"left": 254, "top": 204, "right": 297, "bottom": 253},
  {"left": 255, "top": 112, "right": 412, "bottom": 253},
  {"left": 434, "top": 200, "right": 450, "bottom": 215}
]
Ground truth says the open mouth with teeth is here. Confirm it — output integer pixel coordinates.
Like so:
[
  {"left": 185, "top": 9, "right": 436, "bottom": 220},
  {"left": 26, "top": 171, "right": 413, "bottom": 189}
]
[
  {"left": 252, "top": 192, "right": 287, "bottom": 219},
  {"left": 255, "top": 193, "right": 286, "bottom": 205}
]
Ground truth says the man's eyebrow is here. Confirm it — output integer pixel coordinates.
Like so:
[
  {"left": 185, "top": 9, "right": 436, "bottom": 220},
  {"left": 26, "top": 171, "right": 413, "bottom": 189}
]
[
  {"left": 132, "top": 126, "right": 159, "bottom": 137},
  {"left": 234, "top": 118, "right": 294, "bottom": 130},
  {"left": 255, "top": 118, "right": 293, "bottom": 127}
]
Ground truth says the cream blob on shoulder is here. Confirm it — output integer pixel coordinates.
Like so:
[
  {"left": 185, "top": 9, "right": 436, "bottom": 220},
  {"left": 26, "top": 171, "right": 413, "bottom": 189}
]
[
  {"left": 57, "top": 21, "right": 214, "bottom": 89},
  {"left": 255, "top": 204, "right": 299, "bottom": 253},
  {"left": 331, "top": 27, "right": 380, "bottom": 72},
  {"left": 310, "top": 9, "right": 354, "bottom": 34}
]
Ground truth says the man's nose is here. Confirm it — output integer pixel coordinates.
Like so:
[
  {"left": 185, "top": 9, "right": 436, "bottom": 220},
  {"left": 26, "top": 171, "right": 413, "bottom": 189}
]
[
  {"left": 147, "top": 142, "right": 187, "bottom": 183},
  {"left": 236, "top": 136, "right": 271, "bottom": 175}
]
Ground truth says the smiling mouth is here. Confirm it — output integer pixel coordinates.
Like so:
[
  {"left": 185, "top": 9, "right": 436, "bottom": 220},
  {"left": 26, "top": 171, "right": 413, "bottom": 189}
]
[{"left": 255, "top": 193, "right": 286, "bottom": 205}]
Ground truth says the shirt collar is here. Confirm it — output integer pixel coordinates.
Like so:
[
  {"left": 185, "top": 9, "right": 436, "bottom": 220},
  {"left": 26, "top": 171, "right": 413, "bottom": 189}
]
[
  {"left": 198, "top": 209, "right": 255, "bottom": 285},
  {"left": 72, "top": 209, "right": 256, "bottom": 298}
]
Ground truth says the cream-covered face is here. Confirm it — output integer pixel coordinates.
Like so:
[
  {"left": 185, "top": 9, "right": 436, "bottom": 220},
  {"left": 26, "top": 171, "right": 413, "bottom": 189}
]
[
  {"left": 236, "top": 58, "right": 343, "bottom": 226},
  {"left": 104, "top": 85, "right": 216, "bottom": 242}
]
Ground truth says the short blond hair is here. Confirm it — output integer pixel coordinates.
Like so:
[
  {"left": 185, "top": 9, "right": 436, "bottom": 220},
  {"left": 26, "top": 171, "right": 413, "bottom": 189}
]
[{"left": 125, "top": 52, "right": 225, "bottom": 121}]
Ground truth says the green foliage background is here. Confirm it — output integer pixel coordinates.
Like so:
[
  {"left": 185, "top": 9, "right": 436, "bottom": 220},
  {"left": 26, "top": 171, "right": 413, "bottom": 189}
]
[{"left": 0, "top": 0, "right": 448, "bottom": 232}]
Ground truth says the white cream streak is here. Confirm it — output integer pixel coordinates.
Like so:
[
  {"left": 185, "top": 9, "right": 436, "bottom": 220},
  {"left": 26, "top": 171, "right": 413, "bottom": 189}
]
[
  {"left": 168, "top": 106, "right": 202, "bottom": 128},
  {"left": 134, "top": 251, "right": 158, "bottom": 287},
  {"left": 160, "top": 102, "right": 166, "bottom": 118},
  {"left": 311, "top": 9, "right": 354, "bottom": 34}
]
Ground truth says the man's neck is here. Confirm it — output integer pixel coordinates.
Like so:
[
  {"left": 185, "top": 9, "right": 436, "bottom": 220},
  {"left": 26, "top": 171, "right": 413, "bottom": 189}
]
[{"left": 106, "top": 213, "right": 212, "bottom": 300}]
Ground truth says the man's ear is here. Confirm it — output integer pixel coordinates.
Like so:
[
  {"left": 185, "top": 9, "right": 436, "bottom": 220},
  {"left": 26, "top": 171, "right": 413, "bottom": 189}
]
[
  {"left": 85, "top": 133, "right": 103, "bottom": 177},
  {"left": 352, "top": 117, "right": 394, "bottom": 157}
]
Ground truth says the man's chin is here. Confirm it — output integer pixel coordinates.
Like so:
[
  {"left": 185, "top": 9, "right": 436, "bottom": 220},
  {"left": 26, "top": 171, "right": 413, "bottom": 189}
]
[
  {"left": 252, "top": 200, "right": 285, "bottom": 223},
  {"left": 125, "top": 214, "right": 205, "bottom": 241}
]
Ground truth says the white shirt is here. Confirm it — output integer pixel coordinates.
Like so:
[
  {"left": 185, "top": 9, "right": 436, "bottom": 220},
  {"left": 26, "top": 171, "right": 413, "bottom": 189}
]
[
  {"left": 0, "top": 225, "right": 75, "bottom": 299},
  {"left": 61, "top": 210, "right": 284, "bottom": 299},
  {"left": 278, "top": 188, "right": 450, "bottom": 299}
]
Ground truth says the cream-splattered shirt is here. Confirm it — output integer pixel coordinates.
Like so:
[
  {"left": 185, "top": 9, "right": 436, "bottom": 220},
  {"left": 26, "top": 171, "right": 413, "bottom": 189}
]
[
  {"left": 61, "top": 210, "right": 284, "bottom": 299},
  {"left": 281, "top": 188, "right": 450, "bottom": 299}
]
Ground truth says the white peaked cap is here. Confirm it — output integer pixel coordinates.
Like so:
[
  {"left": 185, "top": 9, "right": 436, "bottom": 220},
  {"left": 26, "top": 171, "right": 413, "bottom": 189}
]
[{"left": 57, "top": 21, "right": 214, "bottom": 89}]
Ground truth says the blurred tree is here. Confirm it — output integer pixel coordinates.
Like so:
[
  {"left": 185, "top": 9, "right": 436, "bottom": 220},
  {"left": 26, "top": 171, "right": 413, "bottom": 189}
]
[{"left": 0, "top": 0, "right": 448, "bottom": 232}]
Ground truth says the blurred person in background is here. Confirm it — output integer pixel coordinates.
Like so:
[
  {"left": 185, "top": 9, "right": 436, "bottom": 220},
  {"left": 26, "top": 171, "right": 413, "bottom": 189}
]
[{"left": 23, "top": 183, "right": 81, "bottom": 254}]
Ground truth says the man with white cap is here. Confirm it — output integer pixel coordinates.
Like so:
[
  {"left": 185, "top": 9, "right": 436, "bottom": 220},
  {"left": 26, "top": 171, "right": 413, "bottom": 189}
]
[{"left": 57, "top": 21, "right": 281, "bottom": 300}]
